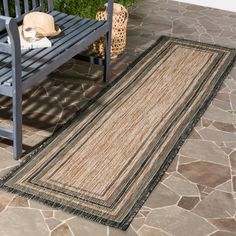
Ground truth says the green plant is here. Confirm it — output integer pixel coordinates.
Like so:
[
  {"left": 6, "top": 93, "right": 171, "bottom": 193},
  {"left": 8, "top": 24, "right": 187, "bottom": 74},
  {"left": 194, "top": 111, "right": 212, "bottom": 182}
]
[
  {"left": 0, "top": 0, "right": 135, "bottom": 19},
  {"left": 54, "top": 0, "right": 135, "bottom": 18}
]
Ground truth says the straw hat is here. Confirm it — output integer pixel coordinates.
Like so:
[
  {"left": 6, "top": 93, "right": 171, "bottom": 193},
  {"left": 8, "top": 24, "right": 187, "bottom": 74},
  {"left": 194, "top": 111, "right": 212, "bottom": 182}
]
[{"left": 23, "top": 12, "right": 61, "bottom": 37}]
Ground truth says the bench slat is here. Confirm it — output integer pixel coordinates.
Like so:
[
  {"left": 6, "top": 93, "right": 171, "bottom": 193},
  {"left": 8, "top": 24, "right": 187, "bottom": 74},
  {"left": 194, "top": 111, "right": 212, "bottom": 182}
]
[
  {"left": 0, "top": 10, "right": 107, "bottom": 86},
  {"left": 22, "top": 21, "right": 106, "bottom": 81},
  {"left": 0, "top": 11, "right": 67, "bottom": 81},
  {"left": 3, "top": 0, "right": 9, "bottom": 17},
  {"left": 0, "top": 127, "right": 13, "bottom": 139},
  {"left": 24, "top": 0, "right": 30, "bottom": 13},
  {"left": 0, "top": 11, "right": 78, "bottom": 83},
  {"left": 15, "top": 0, "right": 22, "bottom": 18},
  {"left": 21, "top": 23, "right": 108, "bottom": 91},
  {"left": 0, "top": 42, "right": 11, "bottom": 53},
  {"left": 0, "top": 13, "right": 84, "bottom": 83},
  {"left": 32, "top": 0, "right": 37, "bottom": 10},
  {"left": 39, "top": 0, "right": 45, "bottom": 10},
  {"left": 4, "top": 20, "right": 103, "bottom": 85}
]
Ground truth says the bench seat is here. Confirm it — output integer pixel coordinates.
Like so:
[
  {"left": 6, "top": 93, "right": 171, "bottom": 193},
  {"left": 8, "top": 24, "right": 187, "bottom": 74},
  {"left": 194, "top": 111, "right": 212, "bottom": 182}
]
[{"left": 0, "top": 10, "right": 108, "bottom": 90}]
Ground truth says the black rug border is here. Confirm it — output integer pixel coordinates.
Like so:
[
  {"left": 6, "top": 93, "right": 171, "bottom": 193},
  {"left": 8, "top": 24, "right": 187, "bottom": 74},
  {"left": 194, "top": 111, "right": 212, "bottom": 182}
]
[{"left": 0, "top": 36, "right": 236, "bottom": 231}]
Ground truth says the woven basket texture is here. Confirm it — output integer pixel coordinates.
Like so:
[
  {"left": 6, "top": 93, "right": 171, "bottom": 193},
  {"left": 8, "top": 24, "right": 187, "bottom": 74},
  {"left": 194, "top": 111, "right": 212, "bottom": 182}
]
[{"left": 93, "top": 4, "right": 128, "bottom": 59}]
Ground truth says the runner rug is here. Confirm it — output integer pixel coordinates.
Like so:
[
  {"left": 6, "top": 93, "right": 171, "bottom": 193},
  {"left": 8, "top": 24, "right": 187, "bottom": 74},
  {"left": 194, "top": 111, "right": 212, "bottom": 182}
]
[{"left": 1, "top": 36, "right": 235, "bottom": 230}]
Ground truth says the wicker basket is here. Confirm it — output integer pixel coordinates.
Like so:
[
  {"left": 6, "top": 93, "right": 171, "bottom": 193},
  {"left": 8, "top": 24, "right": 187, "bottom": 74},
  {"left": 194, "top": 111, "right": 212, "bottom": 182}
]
[{"left": 93, "top": 3, "right": 128, "bottom": 59}]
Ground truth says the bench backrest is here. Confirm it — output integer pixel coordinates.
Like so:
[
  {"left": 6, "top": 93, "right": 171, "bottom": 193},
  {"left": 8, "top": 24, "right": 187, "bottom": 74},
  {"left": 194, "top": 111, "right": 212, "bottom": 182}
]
[{"left": 1, "top": 0, "right": 54, "bottom": 19}]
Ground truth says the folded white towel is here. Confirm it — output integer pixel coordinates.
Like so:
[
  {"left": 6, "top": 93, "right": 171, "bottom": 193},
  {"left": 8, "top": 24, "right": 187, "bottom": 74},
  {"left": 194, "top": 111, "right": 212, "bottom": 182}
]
[{"left": 8, "top": 25, "right": 52, "bottom": 50}]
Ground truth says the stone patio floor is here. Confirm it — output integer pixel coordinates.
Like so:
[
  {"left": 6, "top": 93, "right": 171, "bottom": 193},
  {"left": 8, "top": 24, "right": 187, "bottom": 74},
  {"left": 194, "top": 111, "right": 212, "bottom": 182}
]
[{"left": 0, "top": 0, "right": 236, "bottom": 235}]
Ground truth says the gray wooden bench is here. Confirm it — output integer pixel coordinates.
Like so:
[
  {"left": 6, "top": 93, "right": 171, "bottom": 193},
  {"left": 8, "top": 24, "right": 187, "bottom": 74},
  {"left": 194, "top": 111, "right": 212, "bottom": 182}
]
[{"left": 0, "top": 0, "right": 113, "bottom": 160}]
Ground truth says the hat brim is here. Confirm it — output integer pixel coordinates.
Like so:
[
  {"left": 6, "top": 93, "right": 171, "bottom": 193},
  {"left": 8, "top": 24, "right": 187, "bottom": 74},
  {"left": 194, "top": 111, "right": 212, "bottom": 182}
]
[
  {"left": 45, "top": 25, "right": 62, "bottom": 37},
  {"left": 19, "top": 24, "right": 62, "bottom": 38}
]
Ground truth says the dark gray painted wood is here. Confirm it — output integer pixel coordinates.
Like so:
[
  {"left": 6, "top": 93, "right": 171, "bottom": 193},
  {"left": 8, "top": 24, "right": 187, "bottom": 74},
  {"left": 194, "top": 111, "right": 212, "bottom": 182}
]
[
  {"left": 15, "top": 0, "right": 21, "bottom": 18},
  {"left": 104, "top": 0, "right": 113, "bottom": 81},
  {"left": 32, "top": 0, "right": 37, "bottom": 9},
  {"left": 0, "top": 42, "right": 11, "bottom": 53},
  {"left": 0, "top": 85, "right": 11, "bottom": 96},
  {"left": 48, "top": 0, "right": 54, "bottom": 11},
  {"left": 6, "top": 17, "right": 22, "bottom": 160},
  {"left": 0, "top": 128, "right": 13, "bottom": 139},
  {"left": 3, "top": 0, "right": 9, "bottom": 16},
  {"left": 24, "top": 0, "right": 30, "bottom": 13}
]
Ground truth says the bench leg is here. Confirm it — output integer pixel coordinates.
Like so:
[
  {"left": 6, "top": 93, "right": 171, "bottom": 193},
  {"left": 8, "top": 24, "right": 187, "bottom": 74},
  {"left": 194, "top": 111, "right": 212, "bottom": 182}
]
[
  {"left": 103, "top": 31, "right": 112, "bottom": 82},
  {"left": 12, "top": 91, "right": 22, "bottom": 160}
]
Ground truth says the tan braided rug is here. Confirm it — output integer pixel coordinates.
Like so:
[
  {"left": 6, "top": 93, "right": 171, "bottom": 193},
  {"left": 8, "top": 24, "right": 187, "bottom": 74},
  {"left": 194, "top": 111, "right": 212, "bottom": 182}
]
[{"left": 1, "top": 36, "right": 235, "bottom": 230}]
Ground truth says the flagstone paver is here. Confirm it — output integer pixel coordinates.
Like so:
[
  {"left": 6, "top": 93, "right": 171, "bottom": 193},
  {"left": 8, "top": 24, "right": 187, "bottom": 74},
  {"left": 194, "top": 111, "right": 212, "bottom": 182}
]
[
  {"left": 0, "top": 0, "right": 236, "bottom": 235},
  {"left": 178, "top": 155, "right": 198, "bottom": 165},
  {"left": 51, "top": 223, "right": 73, "bottom": 236},
  {"left": 216, "top": 180, "right": 233, "bottom": 193},
  {"left": 231, "top": 94, "right": 236, "bottom": 110},
  {"left": 110, "top": 227, "right": 139, "bottom": 236},
  {"left": 53, "top": 210, "right": 73, "bottom": 221},
  {"left": 179, "top": 140, "right": 229, "bottom": 166},
  {"left": 0, "top": 149, "right": 18, "bottom": 172},
  {"left": 131, "top": 218, "right": 146, "bottom": 232},
  {"left": 198, "top": 128, "right": 236, "bottom": 142},
  {"left": 138, "top": 226, "right": 170, "bottom": 236},
  {"left": 9, "top": 196, "right": 29, "bottom": 208},
  {"left": 0, "top": 191, "right": 14, "bottom": 213},
  {"left": 45, "top": 218, "right": 62, "bottom": 231},
  {"left": 193, "top": 190, "right": 235, "bottom": 218},
  {"left": 145, "top": 206, "right": 216, "bottom": 236},
  {"left": 211, "top": 232, "right": 236, "bottom": 236},
  {"left": 233, "top": 176, "right": 236, "bottom": 192},
  {"left": 29, "top": 200, "right": 54, "bottom": 211},
  {"left": 204, "top": 105, "right": 236, "bottom": 124},
  {"left": 212, "top": 121, "right": 236, "bottom": 133},
  {"left": 178, "top": 161, "right": 231, "bottom": 187},
  {"left": 67, "top": 217, "right": 108, "bottom": 236},
  {"left": 144, "top": 183, "right": 180, "bottom": 208},
  {"left": 177, "top": 196, "right": 200, "bottom": 210},
  {"left": 41, "top": 210, "right": 54, "bottom": 219},
  {"left": 162, "top": 175, "right": 199, "bottom": 196},
  {"left": 208, "top": 218, "right": 236, "bottom": 233},
  {"left": 230, "top": 151, "right": 236, "bottom": 172},
  {"left": 0, "top": 208, "right": 49, "bottom": 236}
]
